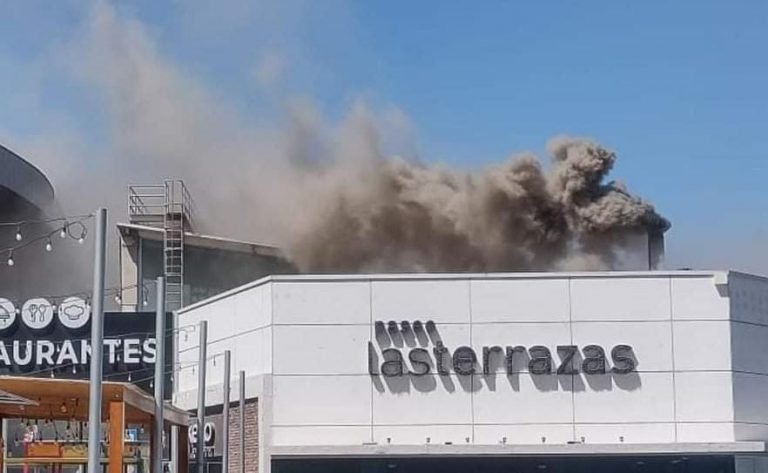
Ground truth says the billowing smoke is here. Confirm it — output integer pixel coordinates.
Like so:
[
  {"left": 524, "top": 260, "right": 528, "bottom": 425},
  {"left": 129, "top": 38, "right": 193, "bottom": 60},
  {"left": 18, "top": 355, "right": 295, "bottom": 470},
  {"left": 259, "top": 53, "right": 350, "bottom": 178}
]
[
  {"left": 4, "top": 2, "right": 669, "bottom": 284},
  {"left": 288, "top": 135, "right": 669, "bottom": 273}
]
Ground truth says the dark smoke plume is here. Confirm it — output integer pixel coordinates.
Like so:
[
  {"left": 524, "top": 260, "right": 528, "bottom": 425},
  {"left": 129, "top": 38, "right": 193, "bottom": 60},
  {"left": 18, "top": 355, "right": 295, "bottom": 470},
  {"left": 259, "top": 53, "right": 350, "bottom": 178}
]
[
  {"left": 288, "top": 136, "right": 669, "bottom": 273},
  {"left": 10, "top": 4, "right": 669, "bottom": 283}
]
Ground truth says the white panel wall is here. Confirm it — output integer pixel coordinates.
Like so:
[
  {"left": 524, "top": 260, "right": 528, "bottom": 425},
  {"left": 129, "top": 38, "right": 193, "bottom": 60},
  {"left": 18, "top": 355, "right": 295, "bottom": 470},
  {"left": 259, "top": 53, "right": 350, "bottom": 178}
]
[
  {"left": 175, "top": 282, "right": 273, "bottom": 409},
  {"left": 730, "top": 273, "right": 768, "bottom": 442},
  {"left": 570, "top": 276, "right": 671, "bottom": 321},
  {"left": 175, "top": 271, "right": 768, "bottom": 448}
]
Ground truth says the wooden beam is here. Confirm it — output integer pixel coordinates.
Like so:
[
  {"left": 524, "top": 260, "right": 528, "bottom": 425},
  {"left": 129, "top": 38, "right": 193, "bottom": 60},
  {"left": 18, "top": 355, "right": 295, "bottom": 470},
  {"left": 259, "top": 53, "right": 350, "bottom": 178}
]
[
  {"left": 150, "top": 422, "right": 156, "bottom": 473},
  {"left": 108, "top": 401, "right": 125, "bottom": 473},
  {"left": 178, "top": 426, "right": 189, "bottom": 473}
]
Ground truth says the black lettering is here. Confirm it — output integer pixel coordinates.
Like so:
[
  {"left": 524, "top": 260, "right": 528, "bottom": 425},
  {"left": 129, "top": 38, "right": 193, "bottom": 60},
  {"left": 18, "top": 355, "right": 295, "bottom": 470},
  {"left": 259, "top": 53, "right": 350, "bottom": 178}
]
[
  {"left": 528, "top": 346, "right": 552, "bottom": 375},
  {"left": 505, "top": 346, "right": 526, "bottom": 374},
  {"left": 557, "top": 345, "right": 578, "bottom": 375},
  {"left": 452, "top": 346, "right": 477, "bottom": 375},
  {"left": 368, "top": 342, "right": 379, "bottom": 376},
  {"left": 611, "top": 345, "right": 636, "bottom": 374},
  {"left": 408, "top": 348, "right": 431, "bottom": 376},
  {"left": 581, "top": 345, "right": 606, "bottom": 375},
  {"left": 482, "top": 346, "right": 504, "bottom": 375},
  {"left": 381, "top": 349, "right": 404, "bottom": 377},
  {"left": 433, "top": 341, "right": 450, "bottom": 375}
]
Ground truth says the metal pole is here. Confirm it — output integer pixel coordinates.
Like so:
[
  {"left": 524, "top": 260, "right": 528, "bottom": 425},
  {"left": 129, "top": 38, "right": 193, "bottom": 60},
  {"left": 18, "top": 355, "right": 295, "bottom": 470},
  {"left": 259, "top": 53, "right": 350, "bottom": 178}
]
[
  {"left": 196, "top": 321, "right": 207, "bottom": 473},
  {"left": 222, "top": 351, "right": 231, "bottom": 473},
  {"left": 238, "top": 370, "right": 245, "bottom": 473},
  {"left": 153, "top": 277, "right": 166, "bottom": 473},
  {"left": 87, "top": 208, "right": 107, "bottom": 473}
]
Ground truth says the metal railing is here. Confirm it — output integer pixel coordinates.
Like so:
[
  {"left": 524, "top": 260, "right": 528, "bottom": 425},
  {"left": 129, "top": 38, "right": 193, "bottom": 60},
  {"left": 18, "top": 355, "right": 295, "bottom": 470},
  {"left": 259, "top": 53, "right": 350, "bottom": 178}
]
[{"left": 127, "top": 180, "right": 195, "bottom": 310}]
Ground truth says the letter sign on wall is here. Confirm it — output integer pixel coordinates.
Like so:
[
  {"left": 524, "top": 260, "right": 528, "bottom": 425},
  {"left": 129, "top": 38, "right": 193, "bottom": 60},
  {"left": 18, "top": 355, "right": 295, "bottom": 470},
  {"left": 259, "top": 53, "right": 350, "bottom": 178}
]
[{"left": 368, "top": 320, "right": 637, "bottom": 379}]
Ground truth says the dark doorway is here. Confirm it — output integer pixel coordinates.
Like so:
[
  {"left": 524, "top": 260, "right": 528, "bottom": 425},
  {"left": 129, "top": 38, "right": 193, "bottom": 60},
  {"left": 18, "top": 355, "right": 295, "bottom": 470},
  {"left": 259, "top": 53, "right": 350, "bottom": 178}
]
[{"left": 273, "top": 455, "right": 734, "bottom": 473}]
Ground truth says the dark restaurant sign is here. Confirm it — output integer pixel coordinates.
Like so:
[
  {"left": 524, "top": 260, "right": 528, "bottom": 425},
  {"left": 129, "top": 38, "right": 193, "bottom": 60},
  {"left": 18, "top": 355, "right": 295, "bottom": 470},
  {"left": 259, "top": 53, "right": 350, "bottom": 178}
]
[{"left": 0, "top": 297, "right": 172, "bottom": 395}]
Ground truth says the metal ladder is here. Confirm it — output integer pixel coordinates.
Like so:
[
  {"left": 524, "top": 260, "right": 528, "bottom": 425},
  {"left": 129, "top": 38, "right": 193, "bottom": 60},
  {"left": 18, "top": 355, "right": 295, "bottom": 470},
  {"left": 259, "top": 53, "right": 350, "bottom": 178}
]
[
  {"left": 164, "top": 181, "right": 185, "bottom": 310},
  {"left": 128, "top": 180, "right": 193, "bottom": 311}
]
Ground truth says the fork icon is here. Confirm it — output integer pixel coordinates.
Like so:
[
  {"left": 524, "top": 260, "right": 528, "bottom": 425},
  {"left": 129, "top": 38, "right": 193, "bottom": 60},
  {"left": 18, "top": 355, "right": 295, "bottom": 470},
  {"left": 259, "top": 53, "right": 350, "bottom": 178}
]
[{"left": 27, "top": 304, "right": 46, "bottom": 323}]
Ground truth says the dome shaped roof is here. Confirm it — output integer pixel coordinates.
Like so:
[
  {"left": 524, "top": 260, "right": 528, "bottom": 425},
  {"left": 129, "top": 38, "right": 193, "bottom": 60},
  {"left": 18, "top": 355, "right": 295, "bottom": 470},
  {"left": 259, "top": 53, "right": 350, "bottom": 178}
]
[{"left": 0, "top": 144, "right": 54, "bottom": 213}]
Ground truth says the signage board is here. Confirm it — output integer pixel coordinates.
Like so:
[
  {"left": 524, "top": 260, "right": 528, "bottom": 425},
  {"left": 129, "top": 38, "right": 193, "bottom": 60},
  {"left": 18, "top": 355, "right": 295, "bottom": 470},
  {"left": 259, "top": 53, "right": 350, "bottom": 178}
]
[{"left": 0, "top": 298, "right": 173, "bottom": 395}]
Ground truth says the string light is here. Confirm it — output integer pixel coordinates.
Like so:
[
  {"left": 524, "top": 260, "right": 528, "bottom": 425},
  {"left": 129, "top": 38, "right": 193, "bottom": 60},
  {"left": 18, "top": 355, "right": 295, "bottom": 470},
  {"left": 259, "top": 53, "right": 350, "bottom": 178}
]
[{"left": 1, "top": 214, "right": 92, "bottom": 269}]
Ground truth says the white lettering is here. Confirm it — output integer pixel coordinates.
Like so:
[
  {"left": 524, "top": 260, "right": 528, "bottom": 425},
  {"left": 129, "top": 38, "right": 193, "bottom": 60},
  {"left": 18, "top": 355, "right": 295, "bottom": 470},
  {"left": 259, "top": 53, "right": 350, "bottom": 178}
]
[
  {"left": 142, "top": 338, "right": 156, "bottom": 363},
  {"left": 36, "top": 341, "right": 55, "bottom": 366},
  {"left": 14, "top": 341, "right": 33, "bottom": 365},
  {"left": 104, "top": 339, "right": 121, "bottom": 364},
  {"left": 56, "top": 340, "right": 78, "bottom": 365},
  {"left": 80, "top": 340, "right": 90, "bottom": 364},
  {"left": 124, "top": 339, "right": 141, "bottom": 364},
  {"left": 0, "top": 343, "right": 10, "bottom": 366}
]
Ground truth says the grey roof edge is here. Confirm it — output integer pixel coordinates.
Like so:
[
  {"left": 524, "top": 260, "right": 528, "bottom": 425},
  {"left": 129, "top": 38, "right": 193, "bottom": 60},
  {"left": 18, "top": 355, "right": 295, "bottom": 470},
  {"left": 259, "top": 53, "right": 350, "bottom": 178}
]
[
  {"left": 177, "top": 269, "right": 743, "bottom": 316},
  {"left": 117, "top": 222, "right": 284, "bottom": 258},
  {"left": 270, "top": 441, "right": 767, "bottom": 458},
  {"left": 0, "top": 143, "right": 55, "bottom": 209}
]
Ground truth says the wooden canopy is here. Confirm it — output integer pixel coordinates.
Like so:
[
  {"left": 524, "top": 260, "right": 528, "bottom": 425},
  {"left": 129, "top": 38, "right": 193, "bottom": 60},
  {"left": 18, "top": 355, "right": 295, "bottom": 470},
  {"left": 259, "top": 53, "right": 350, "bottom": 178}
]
[
  {"left": 0, "top": 376, "right": 190, "bottom": 473},
  {"left": 0, "top": 376, "right": 188, "bottom": 426}
]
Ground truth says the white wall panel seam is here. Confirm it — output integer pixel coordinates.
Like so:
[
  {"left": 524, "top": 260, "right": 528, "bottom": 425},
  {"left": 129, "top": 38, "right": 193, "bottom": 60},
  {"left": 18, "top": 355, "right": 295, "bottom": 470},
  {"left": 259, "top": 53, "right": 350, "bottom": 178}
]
[
  {"left": 468, "top": 278, "right": 475, "bottom": 442},
  {"left": 369, "top": 279, "right": 374, "bottom": 443},
  {"left": 669, "top": 277, "right": 678, "bottom": 442},
  {"left": 568, "top": 277, "right": 576, "bottom": 442}
]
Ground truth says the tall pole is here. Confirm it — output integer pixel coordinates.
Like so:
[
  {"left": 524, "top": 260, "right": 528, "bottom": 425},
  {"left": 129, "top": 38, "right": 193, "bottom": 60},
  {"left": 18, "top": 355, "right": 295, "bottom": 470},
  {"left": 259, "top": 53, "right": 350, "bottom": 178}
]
[
  {"left": 87, "top": 208, "right": 107, "bottom": 473},
  {"left": 196, "top": 321, "right": 207, "bottom": 473},
  {"left": 222, "top": 351, "right": 231, "bottom": 473},
  {"left": 153, "top": 277, "right": 166, "bottom": 473},
  {"left": 238, "top": 370, "right": 245, "bottom": 473}
]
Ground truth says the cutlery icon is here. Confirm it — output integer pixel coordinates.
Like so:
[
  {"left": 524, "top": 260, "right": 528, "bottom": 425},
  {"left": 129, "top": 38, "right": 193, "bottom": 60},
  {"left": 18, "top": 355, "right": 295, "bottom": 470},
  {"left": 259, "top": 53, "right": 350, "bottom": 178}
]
[{"left": 27, "top": 304, "right": 46, "bottom": 323}]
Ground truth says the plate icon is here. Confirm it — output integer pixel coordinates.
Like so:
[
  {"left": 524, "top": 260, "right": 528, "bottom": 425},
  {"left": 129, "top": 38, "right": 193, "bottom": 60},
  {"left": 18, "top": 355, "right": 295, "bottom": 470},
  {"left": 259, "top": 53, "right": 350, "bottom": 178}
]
[
  {"left": 21, "top": 298, "right": 54, "bottom": 330},
  {"left": 58, "top": 297, "right": 91, "bottom": 329},
  {"left": 0, "top": 298, "right": 16, "bottom": 331}
]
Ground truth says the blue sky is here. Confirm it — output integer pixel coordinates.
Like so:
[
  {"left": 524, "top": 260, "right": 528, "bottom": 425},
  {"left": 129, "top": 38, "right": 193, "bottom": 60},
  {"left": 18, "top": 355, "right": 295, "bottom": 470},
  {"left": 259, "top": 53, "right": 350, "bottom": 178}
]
[{"left": 1, "top": 1, "right": 766, "bottom": 273}]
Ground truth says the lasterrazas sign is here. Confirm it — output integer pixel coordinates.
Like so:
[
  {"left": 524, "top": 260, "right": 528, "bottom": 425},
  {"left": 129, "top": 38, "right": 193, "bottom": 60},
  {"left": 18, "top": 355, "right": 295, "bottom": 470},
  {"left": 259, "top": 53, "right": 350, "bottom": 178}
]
[{"left": 368, "top": 320, "right": 636, "bottom": 377}]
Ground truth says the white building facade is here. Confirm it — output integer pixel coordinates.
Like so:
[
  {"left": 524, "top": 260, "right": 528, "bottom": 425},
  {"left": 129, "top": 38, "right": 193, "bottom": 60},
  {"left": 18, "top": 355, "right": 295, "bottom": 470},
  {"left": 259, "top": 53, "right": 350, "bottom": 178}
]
[{"left": 174, "top": 270, "right": 768, "bottom": 473}]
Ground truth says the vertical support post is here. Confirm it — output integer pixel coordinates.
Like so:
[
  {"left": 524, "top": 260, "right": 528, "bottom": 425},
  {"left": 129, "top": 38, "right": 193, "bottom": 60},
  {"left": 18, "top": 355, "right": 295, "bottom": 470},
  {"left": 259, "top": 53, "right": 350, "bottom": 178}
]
[
  {"left": 238, "top": 371, "right": 245, "bottom": 473},
  {"left": 177, "top": 426, "right": 189, "bottom": 473},
  {"left": 108, "top": 401, "right": 125, "bottom": 473},
  {"left": 153, "top": 277, "right": 166, "bottom": 473},
  {"left": 88, "top": 208, "right": 107, "bottom": 473},
  {"left": 222, "top": 351, "right": 231, "bottom": 473},
  {"left": 196, "top": 321, "right": 207, "bottom": 473}
]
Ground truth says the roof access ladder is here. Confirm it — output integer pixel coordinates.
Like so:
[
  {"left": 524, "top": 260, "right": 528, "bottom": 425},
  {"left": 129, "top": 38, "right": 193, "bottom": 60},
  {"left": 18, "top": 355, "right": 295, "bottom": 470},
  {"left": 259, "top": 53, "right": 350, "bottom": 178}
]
[{"left": 128, "top": 180, "right": 194, "bottom": 311}]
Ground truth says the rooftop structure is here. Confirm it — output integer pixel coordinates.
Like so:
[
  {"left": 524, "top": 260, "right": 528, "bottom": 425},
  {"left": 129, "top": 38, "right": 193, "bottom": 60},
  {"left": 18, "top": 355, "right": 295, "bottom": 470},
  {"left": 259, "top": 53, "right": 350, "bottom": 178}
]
[{"left": 0, "top": 144, "right": 54, "bottom": 219}]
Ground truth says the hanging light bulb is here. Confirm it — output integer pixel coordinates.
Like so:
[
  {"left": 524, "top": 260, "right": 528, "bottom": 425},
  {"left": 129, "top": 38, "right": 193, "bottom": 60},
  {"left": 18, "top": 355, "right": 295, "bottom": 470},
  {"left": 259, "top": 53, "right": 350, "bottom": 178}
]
[
  {"left": 78, "top": 235, "right": 85, "bottom": 244},
  {"left": 15, "top": 227, "right": 22, "bottom": 241},
  {"left": 60, "top": 225, "right": 68, "bottom": 239},
  {"left": 115, "top": 293, "right": 122, "bottom": 305},
  {"left": 45, "top": 239, "right": 53, "bottom": 252},
  {"left": 7, "top": 251, "right": 14, "bottom": 267}
]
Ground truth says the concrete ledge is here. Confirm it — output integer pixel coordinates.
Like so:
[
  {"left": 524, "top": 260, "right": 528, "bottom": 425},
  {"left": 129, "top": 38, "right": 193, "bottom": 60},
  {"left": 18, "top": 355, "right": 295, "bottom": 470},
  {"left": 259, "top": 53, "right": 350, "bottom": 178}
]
[{"left": 270, "top": 442, "right": 767, "bottom": 459}]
